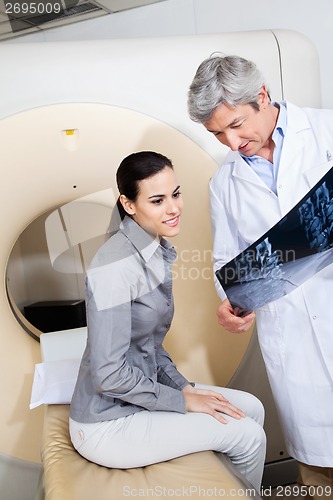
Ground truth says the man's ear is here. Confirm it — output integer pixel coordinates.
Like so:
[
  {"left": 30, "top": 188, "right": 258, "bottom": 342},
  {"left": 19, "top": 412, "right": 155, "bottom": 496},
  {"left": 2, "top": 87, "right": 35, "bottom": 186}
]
[
  {"left": 258, "top": 84, "right": 270, "bottom": 108},
  {"left": 119, "top": 194, "right": 136, "bottom": 215}
]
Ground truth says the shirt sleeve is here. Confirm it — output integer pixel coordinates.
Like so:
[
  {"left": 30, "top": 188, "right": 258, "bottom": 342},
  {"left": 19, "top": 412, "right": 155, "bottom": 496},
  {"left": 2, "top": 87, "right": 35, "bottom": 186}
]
[
  {"left": 156, "top": 345, "right": 191, "bottom": 390},
  {"left": 86, "top": 263, "right": 186, "bottom": 414}
]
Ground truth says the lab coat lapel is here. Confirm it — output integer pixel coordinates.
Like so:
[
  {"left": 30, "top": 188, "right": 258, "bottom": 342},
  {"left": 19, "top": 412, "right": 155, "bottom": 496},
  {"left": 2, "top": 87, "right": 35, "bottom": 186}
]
[
  {"left": 278, "top": 102, "right": 308, "bottom": 177},
  {"left": 276, "top": 103, "right": 321, "bottom": 212},
  {"left": 231, "top": 153, "right": 271, "bottom": 191},
  {"left": 281, "top": 102, "right": 332, "bottom": 187}
]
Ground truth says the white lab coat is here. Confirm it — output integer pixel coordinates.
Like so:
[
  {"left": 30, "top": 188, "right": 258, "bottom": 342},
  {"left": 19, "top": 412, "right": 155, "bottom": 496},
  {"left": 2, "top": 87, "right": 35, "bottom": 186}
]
[{"left": 210, "top": 101, "right": 333, "bottom": 466}]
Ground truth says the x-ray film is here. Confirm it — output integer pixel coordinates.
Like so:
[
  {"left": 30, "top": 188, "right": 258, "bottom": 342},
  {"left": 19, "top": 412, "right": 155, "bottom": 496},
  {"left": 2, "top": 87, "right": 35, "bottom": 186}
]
[{"left": 216, "top": 165, "right": 333, "bottom": 314}]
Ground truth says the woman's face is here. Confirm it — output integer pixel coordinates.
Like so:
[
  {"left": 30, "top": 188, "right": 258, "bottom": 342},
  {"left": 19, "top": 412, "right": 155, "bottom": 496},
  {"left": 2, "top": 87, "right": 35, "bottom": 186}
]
[{"left": 122, "top": 166, "right": 183, "bottom": 238}]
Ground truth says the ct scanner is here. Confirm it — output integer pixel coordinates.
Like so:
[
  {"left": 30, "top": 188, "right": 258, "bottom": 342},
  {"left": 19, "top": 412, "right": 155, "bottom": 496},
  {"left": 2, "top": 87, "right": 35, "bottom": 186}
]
[{"left": 0, "top": 30, "right": 321, "bottom": 498}]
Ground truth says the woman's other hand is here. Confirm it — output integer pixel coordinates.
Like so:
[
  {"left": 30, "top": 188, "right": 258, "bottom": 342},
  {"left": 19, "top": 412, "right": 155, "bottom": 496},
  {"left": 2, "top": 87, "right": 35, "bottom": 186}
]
[{"left": 182, "top": 385, "right": 245, "bottom": 424}]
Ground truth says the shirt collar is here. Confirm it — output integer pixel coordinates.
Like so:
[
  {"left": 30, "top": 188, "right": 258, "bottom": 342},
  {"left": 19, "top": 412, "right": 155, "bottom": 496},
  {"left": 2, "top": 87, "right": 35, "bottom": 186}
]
[
  {"left": 120, "top": 216, "right": 176, "bottom": 263},
  {"left": 273, "top": 101, "right": 287, "bottom": 140}
]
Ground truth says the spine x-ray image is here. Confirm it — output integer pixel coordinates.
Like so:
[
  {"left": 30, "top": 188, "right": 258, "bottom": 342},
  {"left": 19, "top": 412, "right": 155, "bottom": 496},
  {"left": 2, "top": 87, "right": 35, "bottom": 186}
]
[{"left": 216, "top": 164, "right": 333, "bottom": 313}]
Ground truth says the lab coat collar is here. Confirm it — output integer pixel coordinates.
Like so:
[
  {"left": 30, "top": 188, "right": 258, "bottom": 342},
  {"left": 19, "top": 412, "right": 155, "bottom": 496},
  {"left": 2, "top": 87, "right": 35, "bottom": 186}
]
[
  {"left": 285, "top": 101, "right": 333, "bottom": 184},
  {"left": 279, "top": 101, "right": 309, "bottom": 169},
  {"left": 228, "top": 151, "right": 270, "bottom": 190}
]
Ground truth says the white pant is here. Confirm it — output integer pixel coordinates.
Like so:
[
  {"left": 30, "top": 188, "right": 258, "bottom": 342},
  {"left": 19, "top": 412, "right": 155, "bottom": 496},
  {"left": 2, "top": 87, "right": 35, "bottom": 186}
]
[{"left": 69, "top": 385, "right": 266, "bottom": 492}]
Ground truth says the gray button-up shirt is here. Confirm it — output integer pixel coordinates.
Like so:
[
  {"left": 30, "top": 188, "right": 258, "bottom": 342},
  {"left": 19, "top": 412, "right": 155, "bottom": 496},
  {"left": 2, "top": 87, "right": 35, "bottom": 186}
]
[{"left": 70, "top": 216, "right": 189, "bottom": 423}]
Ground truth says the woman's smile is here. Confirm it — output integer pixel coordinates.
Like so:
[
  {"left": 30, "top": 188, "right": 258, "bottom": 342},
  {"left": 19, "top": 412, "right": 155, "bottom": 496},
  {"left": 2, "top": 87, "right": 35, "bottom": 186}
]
[{"left": 163, "top": 215, "right": 180, "bottom": 227}]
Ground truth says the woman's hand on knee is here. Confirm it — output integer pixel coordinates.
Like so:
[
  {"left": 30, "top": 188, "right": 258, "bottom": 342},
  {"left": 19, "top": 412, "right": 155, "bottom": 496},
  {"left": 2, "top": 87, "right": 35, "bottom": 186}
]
[{"left": 182, "top": 385, "right": 245, "bottom": 424}]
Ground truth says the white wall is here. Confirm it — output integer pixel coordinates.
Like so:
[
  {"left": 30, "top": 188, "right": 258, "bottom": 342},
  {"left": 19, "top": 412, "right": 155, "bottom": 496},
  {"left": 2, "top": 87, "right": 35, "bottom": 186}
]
[{"left": 5, "top": 0, "right": 333, "bottom": 109}]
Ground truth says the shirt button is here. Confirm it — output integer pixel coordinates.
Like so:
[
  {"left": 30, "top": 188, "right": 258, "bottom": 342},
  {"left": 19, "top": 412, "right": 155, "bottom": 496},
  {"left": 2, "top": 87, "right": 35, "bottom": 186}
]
[
  {"left": 278, "top": 184, "right": 282, "bottom": 189},
  {"left": 167, "top": 301, "right": 171, "bottom": 306},
  {"left": 313, "top": 315, "right": 317, "bottom": 320}
]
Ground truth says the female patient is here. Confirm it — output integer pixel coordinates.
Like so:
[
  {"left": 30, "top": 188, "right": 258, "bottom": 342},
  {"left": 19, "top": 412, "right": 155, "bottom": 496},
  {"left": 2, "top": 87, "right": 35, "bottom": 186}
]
[{"left": 69, "top": 151, "right": 266, "bottom": 492}]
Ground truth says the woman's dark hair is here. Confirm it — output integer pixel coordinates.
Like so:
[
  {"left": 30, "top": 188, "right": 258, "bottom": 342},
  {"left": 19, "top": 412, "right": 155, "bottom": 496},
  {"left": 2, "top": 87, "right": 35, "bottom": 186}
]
[{"left": 116, "top": 151, "right": 173, "bottom": 219}]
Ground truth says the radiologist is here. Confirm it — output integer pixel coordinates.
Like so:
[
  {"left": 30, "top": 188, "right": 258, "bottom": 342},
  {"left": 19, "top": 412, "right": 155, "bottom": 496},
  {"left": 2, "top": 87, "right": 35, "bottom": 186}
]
[
  {"left": 187, "top": 55, "right": 333, "bottom": 495},
  {"left": 69, "top": 151, "right": 266, "bottom": 492}
]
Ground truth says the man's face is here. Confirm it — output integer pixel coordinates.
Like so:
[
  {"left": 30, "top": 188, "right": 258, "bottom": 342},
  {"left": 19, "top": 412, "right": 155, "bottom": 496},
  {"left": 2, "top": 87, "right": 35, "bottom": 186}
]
[{"left": 204, "top": 87, "right": 276, "bottom": 159}]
